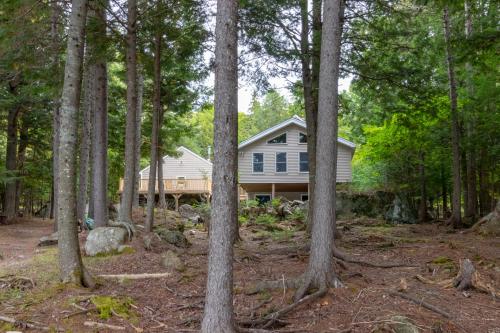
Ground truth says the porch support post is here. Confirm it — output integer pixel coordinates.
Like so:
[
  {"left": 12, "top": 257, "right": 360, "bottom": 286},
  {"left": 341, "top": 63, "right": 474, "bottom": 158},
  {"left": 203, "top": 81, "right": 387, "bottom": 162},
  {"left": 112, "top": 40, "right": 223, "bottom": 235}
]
[
  {"left": 271, "top": 183, "right": 275, "bottom": 199},
  {"left": 173, "top": 194, "right": 182, "bottom": 211}
]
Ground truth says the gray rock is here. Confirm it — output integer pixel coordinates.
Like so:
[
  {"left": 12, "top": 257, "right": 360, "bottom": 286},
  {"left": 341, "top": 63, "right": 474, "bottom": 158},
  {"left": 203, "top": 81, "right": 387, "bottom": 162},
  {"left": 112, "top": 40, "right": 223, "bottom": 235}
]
[
  {"left": 84, "top": 227, "right": 127, "bottom": 256},
  {"left": 178, "top": 204, "right": 198, "bottom": 219},
  {"left": 38, "top": 232, "right": 58, "bottom": 247},
  {"left": 156, "top": 229, "right": 190, "bottom": 248},
  {"left": 161, "top": 250, "right": 185, "bottom": 271}
]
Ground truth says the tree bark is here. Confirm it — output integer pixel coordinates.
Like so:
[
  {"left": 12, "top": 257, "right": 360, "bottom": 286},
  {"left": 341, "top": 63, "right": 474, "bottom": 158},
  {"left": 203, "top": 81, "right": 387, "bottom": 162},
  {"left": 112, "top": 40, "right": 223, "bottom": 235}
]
[
  {"left": 57, "top": 0, "right": 93, "bottom": 287},
  {"left": 478, "top": 147, "right": 491, "bottom": 217},
  {"left": 90, "top": 1, "right": 109, "bottom": 228},
  {"left": 119, "top": 0, "right": 138, "bottom": 224},
  {"left": 145, "top": 30, "right": 162, "bottom": 233},
  {"left": 200, "top": 0, "right": 238, "bottom": 331},
  {"left": 464, "top": 0, "right": 477, "bottom": 221},
  {"left": 418, "top": 152, "right": 427, "bottom": 223},
  {"left": 157, "top": 110, "right": 167, "bottom": 209},
  {"left": 51, "top": 0, "right": 61, "bottom": 229},
  {"left": 76, "top": 65, "right": 93, "bottom": 225},
  {"left": 133, "top": 68, "right": 144, "bottom": 208},
  {"left": 295, "top": 0, "right": 344, "bottom": 302},
  {"left": 443, "top": 6, "right": 462, "bottom": 228},
  {"left": 441, "top": 163, "right": 448, "bottom": 218}
]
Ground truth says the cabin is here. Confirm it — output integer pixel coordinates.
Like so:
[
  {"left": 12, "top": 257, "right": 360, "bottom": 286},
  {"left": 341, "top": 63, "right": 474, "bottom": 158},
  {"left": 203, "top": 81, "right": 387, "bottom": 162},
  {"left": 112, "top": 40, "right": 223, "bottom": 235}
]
[
  {"left": 119, "top": 146, "right": 212, "bottom": 209},
  {"left": 237, "top": 115, "right": 356, "bottom": 203}
]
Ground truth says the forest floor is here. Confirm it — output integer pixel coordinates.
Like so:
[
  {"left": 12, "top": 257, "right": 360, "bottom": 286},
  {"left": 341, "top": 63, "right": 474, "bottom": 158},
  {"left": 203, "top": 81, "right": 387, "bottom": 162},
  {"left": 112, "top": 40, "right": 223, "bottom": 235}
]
[{"left": 0, "top": 212, "right": 499, "bottom": 333}]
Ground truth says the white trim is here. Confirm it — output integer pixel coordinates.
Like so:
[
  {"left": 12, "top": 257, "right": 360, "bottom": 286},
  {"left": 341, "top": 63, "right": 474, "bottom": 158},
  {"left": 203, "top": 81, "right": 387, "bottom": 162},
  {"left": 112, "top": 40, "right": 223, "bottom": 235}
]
[
  {"left": 275, "top": 152, "right": 287, "bottom": 173},
  {"left": 238, "top": 115, "right": 356, "bottom": 150},
  {"left": 252, "top": 152, "right": 264, "bottom": 174}
]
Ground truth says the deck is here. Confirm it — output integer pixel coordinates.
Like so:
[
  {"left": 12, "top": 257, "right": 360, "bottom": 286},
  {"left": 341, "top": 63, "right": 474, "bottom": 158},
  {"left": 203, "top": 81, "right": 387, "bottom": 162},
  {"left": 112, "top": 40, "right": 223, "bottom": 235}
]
[{"left": 119, "top": 178, "right": 212, "bottom": 194}]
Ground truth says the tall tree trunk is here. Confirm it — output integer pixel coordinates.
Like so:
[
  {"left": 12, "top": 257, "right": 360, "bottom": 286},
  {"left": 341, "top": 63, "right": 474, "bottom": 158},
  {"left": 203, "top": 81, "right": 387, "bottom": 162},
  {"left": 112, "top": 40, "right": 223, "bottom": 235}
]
[
  {"left": 51, "top": 0, "right": 61, "bottom": 229},
  {"left": 90, "top": 1, "right": 109, "bottom": 228},
  {"left": 119, "top": 0, "right": 138, "bottom": 224},
  {"left": 464, "top": 0, "right": 477, "bottom": 221},
  {"left": 133, "top": 68, "right": 144, "bottom": 208},
  {"left": 441, "top": 163, "right": 448, "bottom": 218},
  {"left": 15, "top": 116, "right": 29, "bottom": 213},
  {"left": 418, "top": 152, "right": 427, "bottom": 223},
  {"left": 5, "top": 78, "right": 20, "bottom": 220},
  {"left": 478, "top": 147, "right": 491, "bottom": 217},
  {"left": 76, "top": 66, "right": 93, "bottom": 225},
  {"left": 157, "top": 110, "right": 167, "bottom": 209},
  {"left": 305, "top": 0, "right": 322, "bottom": 233},
  {"left": 443, "top": 6, "right": 462, "bottom": 228},
  {"left": 201, "top": 0, "right": 238, "bottom": 331},
  {"left": 57, "top": 0, "right": 93, "bottom": 287},
  {"left": 145, "top": 30, "right": 162, "bottom": 233},
  {"left": 295, "top": 0, "right": 344, "bottom": 301}
]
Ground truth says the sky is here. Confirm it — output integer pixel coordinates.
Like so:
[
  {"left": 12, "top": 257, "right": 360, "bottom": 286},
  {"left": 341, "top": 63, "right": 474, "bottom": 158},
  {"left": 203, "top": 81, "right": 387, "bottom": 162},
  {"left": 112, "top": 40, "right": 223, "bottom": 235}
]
[{"left": 237, "top": 76, "right": 353, "bottom": 114}]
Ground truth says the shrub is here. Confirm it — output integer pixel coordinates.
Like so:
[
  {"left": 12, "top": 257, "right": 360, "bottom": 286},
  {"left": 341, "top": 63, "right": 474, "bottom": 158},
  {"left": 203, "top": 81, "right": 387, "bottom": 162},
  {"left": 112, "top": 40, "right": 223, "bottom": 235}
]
[
  {"left": 255, "top": 214, "right": 277, "bottom": 226},
  {"left": 238, "top": 215, "right": 249, "bottom": 225},
  {"left": 245, "top": 199, "right": 259, "bottom": 208},
  {"left": 271, "top": 198, "right": 281, "bottom": 209},
  {"left": 289, "top": 208, "right": 305, "bottom": 223}
]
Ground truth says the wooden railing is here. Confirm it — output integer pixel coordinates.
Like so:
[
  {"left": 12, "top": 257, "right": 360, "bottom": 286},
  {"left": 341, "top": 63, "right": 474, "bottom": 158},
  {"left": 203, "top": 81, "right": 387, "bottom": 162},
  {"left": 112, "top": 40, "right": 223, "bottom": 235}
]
[{"left": 119, "top": 178, "right": 212, "bottom": 193}]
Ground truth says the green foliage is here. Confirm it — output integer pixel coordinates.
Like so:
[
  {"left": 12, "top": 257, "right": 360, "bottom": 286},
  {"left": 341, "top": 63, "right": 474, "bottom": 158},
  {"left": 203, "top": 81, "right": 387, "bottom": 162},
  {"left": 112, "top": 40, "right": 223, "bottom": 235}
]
[
  {"left": 255, "top": 214, "right": 278, "bottom": 228},
  {"left": 238, "top": 215, "right": 249, "bottom": 225},
  {"left": 91, "top": 296, "right": 134, "bottom": 320},
  {"left": 270, "top": 198, "right": 281, "bottom": 209},
  {"left": 289, "top": 209, "right": 305, "bottom": 223},
  {"left": 245, "top": 200, "right": 260, "bottom": 208}
]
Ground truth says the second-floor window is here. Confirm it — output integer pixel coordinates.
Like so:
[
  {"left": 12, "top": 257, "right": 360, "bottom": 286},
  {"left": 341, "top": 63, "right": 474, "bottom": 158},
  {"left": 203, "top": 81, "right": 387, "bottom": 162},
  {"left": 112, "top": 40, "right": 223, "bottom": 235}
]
[
  {"left": 299, "top": 152, "right": 309, "bottom": 172},
  {"left": 253, "top": 153, "right": 264, "bottom": 172},
  {"left": 267, "top": 133, "right": 287, "bottom": 144},
  {"left": 276, "top": 152, "right": 287, "bottom": 172}
]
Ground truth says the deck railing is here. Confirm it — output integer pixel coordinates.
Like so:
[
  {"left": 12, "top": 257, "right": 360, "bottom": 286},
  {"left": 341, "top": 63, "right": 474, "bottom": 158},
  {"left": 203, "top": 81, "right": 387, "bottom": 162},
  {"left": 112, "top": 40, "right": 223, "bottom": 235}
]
[{"left": 119, "top": 178, "right": 212, "bottom": 193}]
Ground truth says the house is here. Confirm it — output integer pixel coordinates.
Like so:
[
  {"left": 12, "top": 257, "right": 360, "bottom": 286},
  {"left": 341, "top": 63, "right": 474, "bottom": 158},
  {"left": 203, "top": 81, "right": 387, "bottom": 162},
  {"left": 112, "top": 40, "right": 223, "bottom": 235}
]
[
  {"left": 237, "top": 115, "right": 355, "bottom": 203},
  {"left": 119, "top": 146, "right": 212, "bottom": 209}
]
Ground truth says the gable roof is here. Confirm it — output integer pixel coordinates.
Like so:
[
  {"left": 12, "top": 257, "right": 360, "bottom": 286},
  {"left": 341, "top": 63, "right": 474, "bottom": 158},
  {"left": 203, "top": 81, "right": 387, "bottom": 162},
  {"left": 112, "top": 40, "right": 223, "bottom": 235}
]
[
  {"left": 139, "top": 146, "right": 212, "bottom": 176},
  {"left": 238, "top": 115, "right": 356, "bottom": 150}
]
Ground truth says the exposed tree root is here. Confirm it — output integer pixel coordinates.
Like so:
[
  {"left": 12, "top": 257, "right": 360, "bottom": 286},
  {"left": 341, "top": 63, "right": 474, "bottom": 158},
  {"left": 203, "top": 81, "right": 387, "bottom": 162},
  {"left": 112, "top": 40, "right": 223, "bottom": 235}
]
[
  {"left": 388, "top": 291, "right": 452, "bottom": 318},
  {"left": 238, "top": 289, "right": 326, "bottom": 329},
  {"left": 0, "top": 275, "right": 35, "bottom": 290},
  {"left": 108, "top": 220, "right": 136, "bottom": 240},
  {"left": 264, "top": 245, "right": 414, "bottom": 268},
  {"left": 332, "top": 247, "right": 415, "bottom": 268},
  {"left": 98, "top": 272, "right": 171, "bottom": 280},
  {"left": 416, "top": 258, "right": 499, "bottom": 298}
]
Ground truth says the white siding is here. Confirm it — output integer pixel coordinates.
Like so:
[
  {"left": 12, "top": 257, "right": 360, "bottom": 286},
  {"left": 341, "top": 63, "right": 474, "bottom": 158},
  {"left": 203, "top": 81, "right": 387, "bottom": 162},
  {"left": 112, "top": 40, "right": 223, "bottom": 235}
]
[
  {"left": 141, "top": 147, "right": 212, "bottom": 180},
  {"left": 238, "top": 124, "right": 353, "bottom": 183}
]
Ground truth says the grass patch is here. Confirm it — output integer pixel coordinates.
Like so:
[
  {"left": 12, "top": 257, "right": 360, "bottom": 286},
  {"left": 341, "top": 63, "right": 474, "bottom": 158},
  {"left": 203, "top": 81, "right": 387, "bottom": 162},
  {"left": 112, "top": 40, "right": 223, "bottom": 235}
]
[{"left": 270, "top": 229, "right": 294, "bottom": 242}]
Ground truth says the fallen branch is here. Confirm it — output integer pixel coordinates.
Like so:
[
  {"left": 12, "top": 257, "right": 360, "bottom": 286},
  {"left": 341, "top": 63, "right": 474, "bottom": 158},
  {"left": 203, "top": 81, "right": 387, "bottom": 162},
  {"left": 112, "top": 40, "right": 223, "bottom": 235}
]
[
  {"left": 239, "top": 289, "right": 326, "bottom": 329},
  {"left": 98, "top": 272, "right": 171, "bottom": 280},
  {"left": 0, "top": 314, "right": 50, "bottom": 331},
  {"left": 63, "top": 306, "right": 96, "bottom": 318},
  {"left": 388, "top": 291, "right": 451, "bottom": 318},
  {"left": 83, "top": 321, "right": 125, "bottom": 331}
]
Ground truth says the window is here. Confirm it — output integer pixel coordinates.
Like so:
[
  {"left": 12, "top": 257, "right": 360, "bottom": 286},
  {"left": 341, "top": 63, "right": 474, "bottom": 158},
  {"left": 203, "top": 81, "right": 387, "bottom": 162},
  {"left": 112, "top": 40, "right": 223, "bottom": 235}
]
[
  {"left": 276, "top": 152, "right": 287, "bottom": 172},
  {"left": 267, "top": 133, "right": 287, "bottom": 144},
  {"left": 253, "top": 153, "right": 264, "bottom": 173},
  {"left": 255, "top": 194, "right": 271, "bottom": 205},
  {"left": 301, "top": 194, "right": 309, "bottom": 201},
  {"left": 299, "top": 152, "right": 309, "bottom": 172},
  {"left": 299, "top": 132, "right": 307, "bottom": 144}
]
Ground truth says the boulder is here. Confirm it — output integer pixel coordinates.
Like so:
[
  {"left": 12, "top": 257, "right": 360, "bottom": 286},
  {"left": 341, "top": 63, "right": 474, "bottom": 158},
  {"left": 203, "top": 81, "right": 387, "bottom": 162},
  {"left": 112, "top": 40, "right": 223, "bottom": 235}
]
[
  {"left": 161, "top": 250, "right": 185, "bottom": 272},
  {"left": 155, "top": 228, "right": 190, "bottom": 248},
  {"left": 178, "top": 204, "right": 198, "bottom": 219},
  {"left": 84, "top": 227, "right": 127, "bottom": 256},
  {"left": 38, "top": 232, "right": 58, "bottom": 247}
]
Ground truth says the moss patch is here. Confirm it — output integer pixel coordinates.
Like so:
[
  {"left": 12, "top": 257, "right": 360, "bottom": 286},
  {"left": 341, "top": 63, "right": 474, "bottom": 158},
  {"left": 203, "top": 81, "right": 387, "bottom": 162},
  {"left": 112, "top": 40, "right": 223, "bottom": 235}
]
[{"left": 91, "top": 295, "right": 135, "bottom": 320}]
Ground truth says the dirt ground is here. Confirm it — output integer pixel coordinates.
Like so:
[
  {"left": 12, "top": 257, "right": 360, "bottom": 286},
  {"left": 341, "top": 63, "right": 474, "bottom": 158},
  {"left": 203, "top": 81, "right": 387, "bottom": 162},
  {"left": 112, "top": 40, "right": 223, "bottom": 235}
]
[{"left": 0, "top": 213, "right": 499, "bottom": 333}]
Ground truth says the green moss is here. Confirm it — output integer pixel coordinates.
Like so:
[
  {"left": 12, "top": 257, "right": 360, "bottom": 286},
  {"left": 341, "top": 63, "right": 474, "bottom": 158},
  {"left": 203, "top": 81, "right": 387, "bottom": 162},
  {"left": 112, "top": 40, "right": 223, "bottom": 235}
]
[
  {"left": 91, "top": 295, "right": 134, "bottom": 320},
  {"left": 432, "top": 256, "right": 453, "bottom": 265},
  {"left": 1, "top": 322, "right": 15, "bottom": 331},
  {"left": 257, "top": 290, "right": 272, "bottom": 301}
]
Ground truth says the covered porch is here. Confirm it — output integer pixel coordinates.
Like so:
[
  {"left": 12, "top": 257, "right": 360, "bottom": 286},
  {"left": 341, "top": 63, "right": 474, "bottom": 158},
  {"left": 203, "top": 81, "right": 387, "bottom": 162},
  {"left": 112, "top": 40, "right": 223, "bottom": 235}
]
[{"left": 239, "top": 183, "right": 309, "bottom": 203}]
